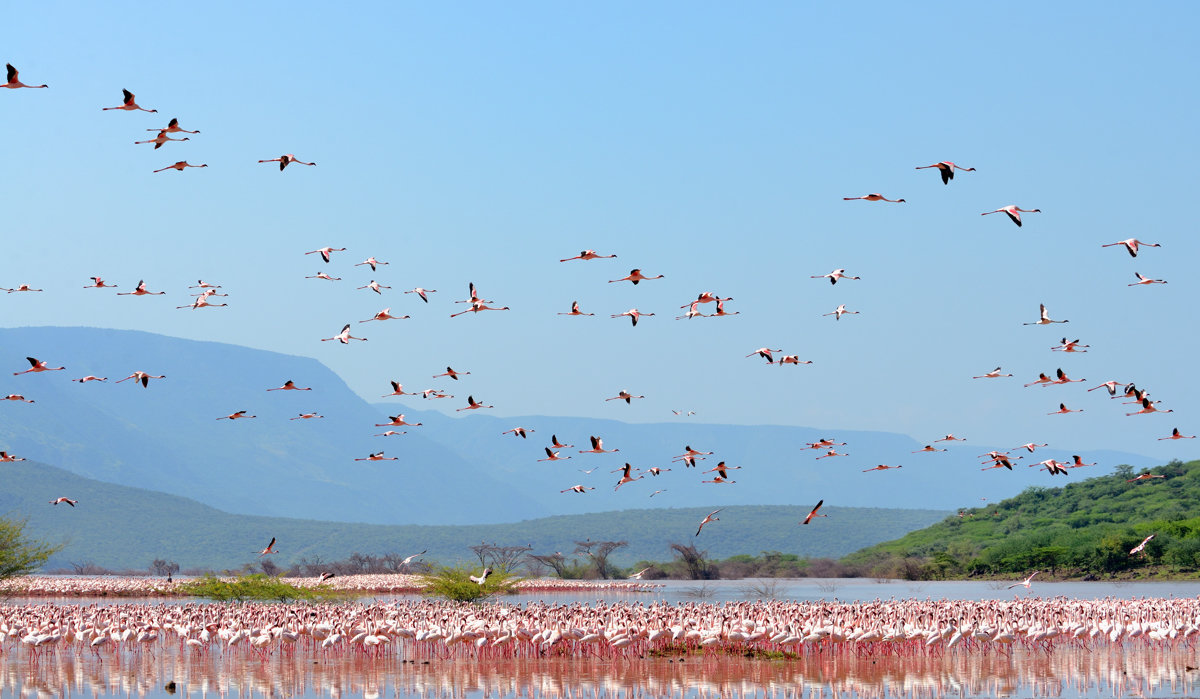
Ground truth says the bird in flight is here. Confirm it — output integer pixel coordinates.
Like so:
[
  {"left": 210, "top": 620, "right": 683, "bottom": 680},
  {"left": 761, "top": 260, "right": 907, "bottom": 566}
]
[
  {"left": 843, "top": 193, "right": 905, "bottom": 203},
  {"left": 321, "top": 324, "right": 366, "bottom": 344},
  {"left": 103, "top": 89, "right": 156, "bottom": 113},
  {"left": 356, "top": 256, "right": 389, "bottom": 271},
  {"left": 405, "top": 287, "right": 437, "bottom": 303},
  {"left": 1006, "top": 571, "right": 1039, "bottom": 590},
  {"left": 1160, "top": 428, "right": 1196, "bottom": 441},
  {"left": 116, "top": 371, "right": 165, "bottom": 388},
  {"left": 469, "top": 568, "right": 492, "bottom": 586},
  {"left": 292, "top": 413, "right": 325, "bottom": 420},
  {"left": 1051, "top": 338, "right": 1089, "bottom": 353},
  {"left": 1127, "top": 473, "right": 1166, "bottom": 483},
  {"left": 611, "top": 308, "right": 654, "bottom": 326},
  {"left": 1102, "top": 238, "right": 1160, "bottom": 258},
  {"left": 217, "top": 411, "right": 256, "bottom": 420},
  {"left": 1128, "top": 272, "right": 1167, "bottom": 286},
  {"left": 972, "top": 367, "right": 1012, "bottom": 379},
  {"left": 433, "top": 367, "right": 469, "bottom": 381},
  {"left": 2, "top": 395, "right": 34, "bottom": 404},
  {"left": 801, "top": 500, "right": 827, "bottom": 525},
  {"left": 561, "top": 249, "right": 617, "bottom": 262},
  {"left": 2, "top": 284, "right": 42, "bottom": 293},
  {"left": 375, "top": 414, "right": 421, "bottom": 427},
  {"left": 14, "top": 357, "right": 65, "bottom": 375},
  {"left": 49, "top": 497, "right": 77, "bottom": 507},
  {"left": 456, "top": 395, "right": 494, "bottom": 411},
  {"left": 606, "top": 390, "right": 645, "bottom": 404},
  {"left": 613, "top": 463, "right": 644, "bottom": 491},
  {"left": 1130, "top": 534, "right": 1155, "bottom": 555},
  {"left": 915, "top": 161, "right": 974, "bottom": 184},
  {"left": 268, "top": 380, "right": 311, "bottom": 391},
  {"left": 355, "top": 451, "right": 398, "bottom": 462},
  {"left": 628, "top": 567, "right": 653, "bottom": 579},
  {"left": 810, "top": 269, "right": 860, "bottom": 285},
  {"left": 560, "top": 484, "right": 594, "bottom": 494},
  {"left": 358, "top": 280, "right": 392, "bottom": 295},
  {"left": 306, "top": 246, "right": 345, "bottom": 263},
  {"left": 150, "top": 117, "right": 199, "bottom": 134},
  {"left": 1024, "top": 304, "right": 1068, "bottom": 325},
  {"left": 863, "top": 464, "right": 902, "bottom": 472},
  {"left": 912, "top": 445, "right": 947, "bottom": 453},
  {"left": 117, "top": 280, "right": 166, "bottom": 296},
  {"left": 1049, "top": 403, "right": 1083, "bottom": 415},
  {"left": 134, "top": 130, "right": 189, "bottom": 149},
  {"left": 746, "top": 348, "right": 782, "bottom": 364},
  {"left": 381, "top": 381, "right": 415, "bottom": 397},
  {"left": 4, "top": 63, "right": 47, "bottom": 89},
  {"left": 74, "top": 376, "right": 107, "bottom": 383},
  {"left": 540, "top": 448, "right": 571, "bottom": 462},
  {"left": 84, "top": 277, "right": 117, "bottom": 289},
  {"left": 0, "top": 451, "right": 28, "bottom": 461},
  {"left": 153, "top": 161, "right": 207, "bottom": 173},
  {"left": 608, "top": 269, "right": 664, "bottom": 285},
  {"left": 260, "top": 154, "right": 316, "bottom": 170},
  {"left": 360, "top": 308, "right": 410, "bottom": 322},
  {"left": 696, "top": 509, "right": 722, "bottom": 536},
  {"left": 559, "top": 300, "right": 595, "bottom": 316},
  {"left": 258, "top": 538, "right": 278, "bottom": 557},
  {"left": 823, "top": 304, "right": 860, "bottom": 321},
  {"left": 401, "top": 550, "right": 427, "bottom": 566},
  {"left": 982, "top": 205, "right": 1040, "bottom": 227},
  {"left": 503, "top": 427, "right": 535, "bottom": 439}
]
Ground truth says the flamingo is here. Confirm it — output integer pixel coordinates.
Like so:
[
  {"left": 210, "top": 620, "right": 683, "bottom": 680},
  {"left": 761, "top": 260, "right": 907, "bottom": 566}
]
[
  {"left": 1068, "top": 455, "right": 1096, "bottom": 468},
  {"left": 400, "top": 550, "right": 427, "bottom": 566},
  {"left": 913, "top": 445, "right": 947, "bottom": 453},
  {"left": 1016, "top": 443, "right": 1049, "bottom": 453},
  {"left": 1088, "top": 380, "right": 1123, "bottom": 396},
  {"left": 84, "top": 277, "right": 117, "bottom": 288},
  {"left": 915, "top": 161, "right": 974, "bottom": 184},
  {"left": 1103, "top": 238, "right": 1160, "bottom": 258},
  {"left": 608, "top": 269, "right": 664, "bottom": 284},
  {"left": 149, "top": 117, "right": 199, "bottom": 134},
  {"left": 1130, "top": 534, "right": 1156, "bottom": 555},
  {"left": 456, "top": 395, "right": 493, "bottom": 411},
  {"left": 1127, "top": 473, "right": 1166, "bottom": 483},
  {"left": 375, "top": 414, "right": 421, "bottom": 427},
  {"left": 257, "top": 538, "right": 278, "bottom": 557},
  {"left": 1159, "top": 428, "right": 1196, "bottom": 441},
  {"left": 1023, "top": 304, "right": 1068, "bottom": 325},
  {"left": 267, "top": 380, "right": 311, "bottom": 391},
  {"left": 357, "top": 280, "right": 391, "bottom": 295},
  {"left": 1127, "top": 398, "right": 1173, "bottom": 416},
  {"left": 381, "top": 381, "right": 415, "bottom": 397},
  {"left": 420, "top": 388, "right": 452, "bottom": 399},
  {"left": 628, "top": 567, "right": 653, "bottom": 579},
  {"left": 4, "top": 63, "right": 47, "bottom": 88},
  {"left": 676, "top": 445, "right": 714, "bottom": 458},
  {"left": 14, "top": 357, "right": 65, "bottom": 375},
  {"left": 650, "top": 489, "right": 667, "bottom": 497},
  {"left": 1024, "top": 372, "right": 1054, "bottom": 388},
  {"left": 49, "top": 497, "right": 77, "bottom": 507},
  {"left": 695, "top": 509, "right": 722, "bottom": 536},
  {"left": 355, "top": 256, "right": 389, "bottom": 271},
  {"left": 2, "top": 395, "right": 34, "bottom": 403},
  {"left": 455, "top": 281, "right": 491, "bottom": 304},
  {"left": 709, "top": 298, "right": 739, "bottom": 317},
  {"left": 843, "top": 193, "right": 905, "bottom": 203},
  {"left": 1049, "top": 368, "right": 1085, "bottom": 386},
  {"left": 777, "top": 355, "right": 813, "bottom": 366},
  {"left": 450, "top": 300, "right": 510, "bottom": 318},
  {"left": 863, "top": 464, "right": 902, "bottom": 472},
  {"left": 579, "top": 436, "right": 618, "bottom": 454},
  {"left": 801, "top": 500, "right": 827, "bottom": 525},
  {"left": 152, "top": 161, "right": 207, "bottom": 173},
  {"left": 1035, "top": 459, "right": 1069, "bottom": 476},
  {"left": 559, "top": 301, "right": 594, "bottom": 316},
  {"left": 134, "top": 130, "right": 189, "bottom": 149},
  {"left": 321, "top": 324, "right": 366, "bottom": 344},
  {"left": 502, "top": 427, "right": 534, "bottom": 439},
  {"left": 1006, "top": 571, "right": 1039, "bottom": 590},
  {"left": 355, "top": 451, "right": 398, "bottom": 462},
  {"left": 405, "top": 287, "right": 436, "bottom": 303},
  {"left": 540, "top": 448, "right": 571, "bottom": 462},
  {"left": 74, "top": 376, "right": 107, "bottom": 383},
  {"left": 102, "top": 89, "right": 156, "bottom": 113},
  {"left": 810, "top": 269, "right": 861, "bottom": 285},
  {"left": 468, "top": 568, "right": 492, "bottom": 585},
  {"left": 606, "top": 390, "right": 644, "bottom": 404},
  {"left": 360, "top": 308, "right": 410, "bottom": 322},
  {"left": 561, "top": 249, "right": 617, "bottom": 262},
  {"left": 815, "top": 448, "right": 847, "bottom": 460},
  {"left": 1128, "top": 272, "right": 1167, "bottom": 286},
  {"left": 934, "top": 434, "right": 965, "bottom": 442},
  {"left": 259, "top": 154, "right": 316, "bottom": 170},
  {"left": 0, "top": 451, "right": 27, "bottom": 461},
  {"left": 217, "top": 411, "right": 256, "bottom": 420},
  {"left": 374, "top": 430, "right": 406, "bottom": 437},
  {"left": 305, "top": 272, "right": 341, "bottom": 281},
  {"left": 116, "top": 371, "right": 165, "bottom": 388},
  {"left": 1049, "top": 403, "right": 1083, "bottom": 415},
  {"left": 645, "top": 466, "right": 671, "bottom": 476},
  {"left": 189, "top": 280, "right": 221, "bottom": 289},
  {"left": 823, "top": 304, "right": 859, "bottom": 321},
  {"left": 434, "top": 367, "right": 470, "bottom": 381},
  {"left": 611, "top": 308, "right": 654, "bottom": 326},
  {"left": 560, "top": 485, "right": 594, "bottom": 494},
  {"left": 982, "top": 205, "right": 1040, "bottom": 227},
  {"left": 972, "top": 367, "right": 1013, "bottom": 379},
  {"left": 305, "top": 247, "right": 345, "bottom": 263},
  {"left": 178, "top": 296, "right": 227, "bottom": 310},
  {"left": 746, "top": 348, "right": 782, "bottom": 364},
  {"left": 701, "top": 462, "right": 737, "bottom": 484},
  {"left": 1051, "top": 338, "right": 1089, "bottom": 353},
  {"left": 291, "top": 413, "right": 325, "bottom": 420},
  {"left": 2, "top": 284, "right": 42, "bottom": 293},
  {"left": 117, "top": 280, "right": 167, "bottom": 297}
]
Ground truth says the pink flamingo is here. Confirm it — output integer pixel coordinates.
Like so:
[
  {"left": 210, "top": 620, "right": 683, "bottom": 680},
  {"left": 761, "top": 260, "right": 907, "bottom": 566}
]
[
  {"left": 217, "top": 411, "right": 255, "bottom": 420},
  {"left": 305, "top": 247, "right": 345, "bottom": 263},
  {"left": 434, "top": 366, "right": 470, "bottom": 381},
  {"left": 608, "top": 269, "right": 664, "bottom": 285},
  {"left": 915, "top": 161, "right": 974, "bottom": 184},
  {"left": 260, "top": 154, "right": 316, "bottom": 170},
  {"left": 559, "top": 301, "right": 594, "bottom": 316},
  {"left": 149, "top": 117, "right": 199, "bottom": 134},
  {"left": 801, "top": 500, "right": 827, "bottom": 525},
  {"left": 1128, "top": 272, "right": 1167, "bottom": 286},
  {"left": 541, "top": 448, "right": 571, "bottom": 462},
  {"left": 843, "top": 193, "right": 905, "bottom": 203},
  {"left": 356, "top": 256, "right": 389, "bottom": 271},
  {"left": 268, "top": 380, "right": 311, "bottom": 391},
  {"left": 810, "top": 269, "right": 860, "bottom": 285},
  {"left": 355, "top": 451, "right": 398, "bottom": 462},
  {"left": 1023, "top": 304, "right": 1068, "bottom": 325},
  {"left": 321, "top": 324, "right": 366, "bottom": 344},
  {"left": 1049, "top": 403, "right": 1083, "bottom": 415},
  {"left": 116, "top": 371, "right": 165, "bottom": 388},
  {"left": 613, "top": 463, "right": 644, "bottom": 491},
  {"left": 561, "top": 249, "right": 617, "bottom": 262},
  {"left": 973, "top": 367, "right": 1013, "bottom": 379},
  {"left": 134, "top": 130, "right": 188, "bottom": 149},
  {"left": 696, "top": 509, "right": 721, "bottom": 536},
  {"left": 456, "top": 395, "right": 493, "bottom": 411},
  {"left": 375, "top": 414, "right": 420, "bottom": 427},
  {"left": 360, "top": 308, "right": 410, "bottom": 322},
  {"left": 381, "top": 381, "right": 415, "bottom": 397},
  {"left": 153, "top": 161, "right": 207, "bottom": 173},
  {"left": 561, "top": 485, "right": 595, "bottom": 494},
  {"left": 1160, "top": 427, "right": 1195, "bottom": 441},
  {"left": 579, "top": 436, "right": 618, "bottom": 454},
  {"left": 84, "top": 277, "right": 117, "bottom": 288},
  {"left": 49, "top": 497, "right": 77, "bottom": 507},
  {"left": 605, "top": 390, "right": 644, "bottom": 404},
  {"left": 982, "top": 205, "right": 1040, "bottom": 227},
  {"left": 103, "top": 89, "right": 156, "bottom": 113},
  {"left": 746, "top": 348, "right": 781, "bottom": 364},
  {"left": 1102, "top": 238, "right": 1160, "bottom": 258},
  {"left": 4, "top": 63, "right": 47, "bottom": 89},
  {"left": 405, "top": 287, "right": 436, "bottom": 303},
  {"left": 257, "top": 538, "right": 278, "bottom": 557},
  {"left": 611, "top": 308, "right": 654, "bottom": 326},
  {"left": 14, "top": 357, "right": 64, "bottom": 375}
]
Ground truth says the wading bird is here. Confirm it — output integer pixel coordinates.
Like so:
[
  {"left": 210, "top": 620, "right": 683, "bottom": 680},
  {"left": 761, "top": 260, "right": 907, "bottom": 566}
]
[
  {"left": 0, "top": 451, "right": 27, "bottom": 461},
  {"left": 434, "top": 367, "right": 469, "bottom": 381},
  {"left": 116, "top": 371, "right": 165, "bottom": 387},
  {"left": 356, "top": 256, "right": 389, "bottom": 271},
  {"left": 973, "top": 367, "right": 1013, "bottom": 379},
  {"left": 118, "top": 280, "right": 166, "bottom": 297},
  {"left": 306, "top": 247, "right": 345, "bottom": 263},
  {"left": 696, "top": 509, "right": 722, "bottom": 536},
  {"left": 14, "top": 357, "right": 64, "bottom": 375},
  {"left": 150, "top": 117, "right": 199, "bottom": 134},
  {"left": 1024, "top": 304, "right": 1068, "bottom": 325},
  {"left": 801, "top": 500, "right": 827, "bottom": 525},
  {"left": 1129, "top": 272, "right": 1167, "bottom": 286},
  {"left": 1052, "top": 338, "right": 1089, "bottom": 353},
  {"left": 469, "top": 568, "right": 492, "bottom": 585},
  {"left": 456, "top": 395, "right": 493, "bottom": 411},
  {"left": 1103, "top": 238, "right": 1160, "bottom": 258},
  {"left": 559, "top": 301, "right": 594, "bottom": 316},
  {"left": 4, "top": 63, "right": 47, "bottom": 89},
  {"left": 606, "top": 390, "right": 644, "bottom": 404},
  {"left": 611, "top": 308, "right": 653, "bottom": 326},
  {"left": 580, "top": 436, "right": 618, "bottom": 454},
  {"left": 50, "top": 497, "right": 77, "bottom": 507},
  {"left": 217, "top": 411, "right": 255, "bottom": 420},
  {"left": 1127, "top": 473, "right": 1166, "bottom": 483},
  {"left": 823, "top": 304, "right": 859, "bottom": 321},
  {"left": 375, "top": 414, "right": 420, "bottom": 427},
  {"left": 863, "top": 464, "right": 902, "bottom": 472},
  {"left": 74, "top": 376, "right": 107, "bottom": 383},
  {"left": 268, "top": 380, "right": 311, "bottom": 391},
  {"left": 843, "top": 193, "right": 905, "bottom": 203},
  {"left": 1006, "top": 571, "right": 1039, "bottom": 590},
  {"left": 608, "top": 269, "right": 664, "bottom": 284},
  {"left": 257, "top": 538, "right": 277, "bottom": 557},
  {"left": 503, "top": 427, "right": 534, "bottom": 439},
  {"left": 381, "top": 381, "right": 415, "bottom": 397},
  {"left": 982, "top": 205, "right": 1040, "bottom": 227},
  {"left": 260, "top": 154, "right": 316, "bottom": 170},
  {"left": 560, "top": 485, "right": 594, "bottom": 494},
  {"left": 1130, "top": 535, "right": 1155, "bottom": 555},
  {"left": 2, "top": 395, "right": 34, "bottom": 403},
  {"left": 1049, "top": 403, "right": 1083, "bottom": 415},
  {"left": 1160, "top": 428, "right": 1196, "bottom": 441},
  {"left": 811, "top": 269, "right": 860, "bottom": 285},
  {"left": 292, "top": 413, "right": 325, "bottom": 420},
  {"left": 134, "top": 130, "right": 188, "bottom": 149},
  {"left": 360, "top": 308, "right": 409, "bottom": 322},
  {"left": 84, "top": 277, "right": 116, "bottom": 288},
  {"left": 746, "top": 348, "right": 782, "bottom": 364},
  {"left": 321, "top": 324, "right": 366, "bottom": 344},
  {"left": 915, "top": 161, "right": 974, "bottom": 184},
  {"left": 561, "top": 250, "right": 617, "bottom": 262},
  {"left": 103, "top": 89, "right": 156, "bottom": 113},
  {"left": 355, "top": 451, "right": 398, "bottom": 462},
  {"left": 153, "top": 161, "right": 207, "bottom": 173},
  {"left": 540, "top": 448, "right": 571, "bottom": 462}
]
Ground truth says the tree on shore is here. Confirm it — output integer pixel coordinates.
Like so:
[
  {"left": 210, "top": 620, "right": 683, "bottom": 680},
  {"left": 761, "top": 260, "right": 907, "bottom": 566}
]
[{"left": 0, "top": 516, "right": 63, "bottom": 583}]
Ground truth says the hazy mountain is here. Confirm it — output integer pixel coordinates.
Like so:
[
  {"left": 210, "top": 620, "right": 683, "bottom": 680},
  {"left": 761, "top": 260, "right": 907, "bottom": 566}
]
[{"left": 1, "top": 460, "right": 948, "bottom": 570}]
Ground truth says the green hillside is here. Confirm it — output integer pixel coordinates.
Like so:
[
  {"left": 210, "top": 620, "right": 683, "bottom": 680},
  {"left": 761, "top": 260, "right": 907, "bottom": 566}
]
[
  {"left": 0, "top": 461, "right": 947, "bottom": 571},
  {"left": 844, "top": 460, "right": 1200, "bottom": 578}
]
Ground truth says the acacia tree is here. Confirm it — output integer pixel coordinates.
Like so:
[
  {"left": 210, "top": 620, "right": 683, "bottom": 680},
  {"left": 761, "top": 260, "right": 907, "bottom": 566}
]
[
  {"left": 0, "top": 516, "right": 62, "bottom": 583},
  {"left": 574, "top": 540, "right": 627, "bottom": 579},
  {"left": 670, "top": 542, "right": 715, "bottom": 580}
]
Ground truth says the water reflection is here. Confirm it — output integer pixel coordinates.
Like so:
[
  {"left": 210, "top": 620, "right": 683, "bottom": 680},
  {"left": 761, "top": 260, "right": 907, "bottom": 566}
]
[{"left": 3, "top": 643, "right": 1197, "bottom": 698}]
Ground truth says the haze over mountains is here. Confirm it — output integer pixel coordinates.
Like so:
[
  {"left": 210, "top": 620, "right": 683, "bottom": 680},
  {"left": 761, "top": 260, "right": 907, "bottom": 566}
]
[{"left": 0, "top": 326, "right": 1158, "bottom": 532}]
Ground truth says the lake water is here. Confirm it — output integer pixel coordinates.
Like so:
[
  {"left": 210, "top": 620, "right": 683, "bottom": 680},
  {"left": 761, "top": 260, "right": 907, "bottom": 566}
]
[{"left": 5, "top": 579, "right": 1200, "bottom": 698}]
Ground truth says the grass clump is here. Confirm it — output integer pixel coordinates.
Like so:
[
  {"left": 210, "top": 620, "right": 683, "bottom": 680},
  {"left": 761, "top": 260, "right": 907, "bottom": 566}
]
[
  {"left": 418, "top": 566, "right": 520, "bottom": 602},
  {"left": 180, "top": 573, "right": 349, "bottom": 602}
]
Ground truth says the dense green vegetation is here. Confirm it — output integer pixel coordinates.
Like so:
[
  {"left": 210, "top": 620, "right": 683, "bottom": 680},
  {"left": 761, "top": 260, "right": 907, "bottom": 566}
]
[
  {"left": 179, "top": 574, "right": 349, "bottom": 602},
  {"left": 0, "top": 516, "right": 63, "bottom": 586},
  {"left": 418, "top": 566, "right": 521, "bottom": 602},
  {"left": 844, "top": 460, "right": 1199, "bottom": 579}
]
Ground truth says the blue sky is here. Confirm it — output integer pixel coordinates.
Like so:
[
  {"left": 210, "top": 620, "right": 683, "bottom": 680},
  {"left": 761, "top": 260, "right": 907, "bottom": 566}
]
[{"left": 2, "top": 3, "right": 1197, "bottom": 463}]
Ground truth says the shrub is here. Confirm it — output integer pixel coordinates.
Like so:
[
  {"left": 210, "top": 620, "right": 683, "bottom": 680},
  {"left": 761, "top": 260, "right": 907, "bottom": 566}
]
[
  {"left": 181, "top": 574, "right": 349, "bottom": 602},
  {"left": 418, "top": 566, "right": 520, "bottom": 602}
]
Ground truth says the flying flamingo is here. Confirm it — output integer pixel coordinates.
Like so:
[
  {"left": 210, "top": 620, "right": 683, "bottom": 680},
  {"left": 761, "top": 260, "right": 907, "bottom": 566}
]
[
  {"left": 374, "top": 430, "right": 406, "bottom": 437},
  {"left": 579, "top": 436, "right": 618, "bottom": 454},
  {"left": 934, "top": 434, "right": 965, "bottom": 442},
  {"left": 306, "top": 272, "right": 341, "bottom": 281},
  {"left": 1052, "top": 338, "right": 1089, "bottom": 353},
  {"left": 450, "top": 300, "right": 510, "bottom": 318},
  {"left": 405, "top": 287, "right": 436, "bottom": 303},
  {"left": 549, "top": 435, "right": 574, "bottom": 449},
  {"left": 2, "top": 394, "right": 34, "bottom": 403},
  {"left": 84, "top": 277, "right": 116, "bottom": 288},
  {"left": 1088, "top": 381, "right": 1123, "bottom": 396},
  {"left": 1128, "top": 272, "right": 1167, "bottom": 286},
  {"left": 455, "top": 282, "right": 491, "bottom": 304},
  {"left": 116, "top": 371, "right": 165, "bottom": 387},
  {"left": 357, "top": 280, "right": 391, "bottom": 295},
  {"left": 1068, "top": 455, "right": 1096, "bottom": 468},
  {"left": 823, "top": 304, "right": 859, "bottom": 321},
  {"left": 810, "top": 269, "right": 860, "bottom": 285},
  {"left": 696, "top": 509, "right": 722, "bottom": 536},
  {"left": 306, "top": 247, "right": 345, "bottom": 263},
  {"left": 701, "top": 463, "right": 738, "bottom": 484},
  {"left": 360, "top": 308, "right": 410, "bottom": 322},
  {"left": 1035, "top": 459, "right": 1069, "bottom": 476},
  {"left": 1049, "top": 368, "right": 1085, "bottom": 386},
  {"left": 74, "top": 376, "right": 107, "bottom": 383},
  {"left": 863, "top": 464, "right": 903, "bottom": 472},
  {"left": 1127, "top": 398, "right": 1173, "bottom": 416},
  {"left": 149, "top": 117, "right": 199, "bottom": 134},
  {"left": 628, "top": 567, "right": 653, "bottom": 579},
  {"left": 913, "top": 445, "right": 947, "bottom": 453},
  {"left": 469, "top": 568, "right": 492, "bottom": 585},
  {"left": 117, "top": 280, "right": 167, "bottom": 297},
  {"left": 676, "top": 445, "right": 714, "bottom": 459},
  {"left": 1024, "top": 372, "right": 1054, "bottom": 388},
  {"left": 613, "top": 463, "right": 644, "bottom": 491},
  {"left": 843, "top": 194, "right": 905, "bottom": 203},
  {"left": 430, "top": 367, "right": 467, "bottom": 382},
  {"left": 1006, "top": 571, "right": 1039, "bottom": 590},
  {"left": 0, "top": 451, "right": 27, "bottom": 461},
  {"left": 746, "top": 348, "right": 782, "bottom": 364},
  {"left": 559, "top": 301, "right": 594, "bottom": 316},
  {"left": 1127, "top": 473, "right": 1166, "bottom": 483},
  {"left": 321, "top": 324, "right": 366, "bottom": 344},
  {"left": 375, "top": 414, "right": 421, "bottom": 427},
  {"left": 1049, "top": 403, "right": 1083, "bottom": 415},
  {"left": 801, "top": 500, "right": 827, "bottom": 525},
  {"left": 103, "top": 89, "right": 156, "bottom": 113},
  {"left": 645, "top": 467, "right": 671, "bottom": 476},
  {"left": 611, "top": 308, "right": 654, "bottom": 326},
  {"left": 178, "top": 296, "right": 227, "bottom": 310},
  {"left": 355, "top": 451, "right": 398, "bottom": 462},
  {"left": 972, "top": 367, "right": 1013, "bottom": 379},
  {"left": 2, "top": 284, "right": 42, "bottom": 293},
  {"left": 257, "top": 538, "right": 278, "bottom": 557},
  {"left": 540, "top": 448, "right": 571, "bottom": 462},
  {"left": 267, "top": 380, "right": 311, "bottom": 391},
  {"left": 561, "top": 250, "right": 617, "bottom": 262},
  {"left": 134, "top": 130, "right": 189, "bottom": 149},
  {"left": 915, "top": 161, "right": 974, "bottom": 184},
  {"left": 1103, "top": 238, "right": 1160, "bottom": 257},
  {"left": 291, "top": 413, "right": 325, "bottom": 420},
  {"left": 709, "top": 298, "right": 740, "bottom": 317},
  {"left": 153, "top": 161, "right": 207, "bottom": 173},
  {"left": 356, "top": 257, "right": 389, "bottom": 271},
  {"left": 1130, "top": 534, "right": 1156, "bottom": 555},
  {"left": 217, "top": 411, "right": 256, "bottom": 420},
  {"left": 777, "top": 355, "right": 813, "bottom": 366},
  {"left": 456, "top": 395, "right": 493, "bottom": 411},
  {"left": 4, "top": 64, "right": 47, "bottom": 89},
  {"left": 260, "top": 154, "right": 316, "bottom": 170},
  {"left": 816, "top": 449, "right": 847, "bottom": 460},
  {"left": 502, "top": 427, "right": 534, "bottom": 439},
  {"left": 650, "top": 489, "right": 667, "bottom": 497},
  {"left": 982, "top": 205, "right": 1040, "bottom": 227},
  {"left": 14, "top": 357, "right": 65, "bottom": 375},
  {"left": 381, "top": 381, "right": 415, "bottom": 397},
  {"left": 1024, "top": 304, "right": 1068, "bottom": 325},
  {"left": 1016, "top": 443, "right": 1049, "bottom": 453},
  {"left": 1160, "top": 428, "right": 1195, "bottom": 441},
  {"left": 49, "top": 497, "right": 77, "bottom": 507},
  {"left": 189, "top": 280, "right": 221, "bottom": 289},
  {"left": 606, "top": 390, "right": 644, "bottom": 404},
  {"left": 608, "top": 269, "right": 664, "bottom": 284},
  {"left": 560, "top": 485, "right": 595, "bottom": 494}
]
